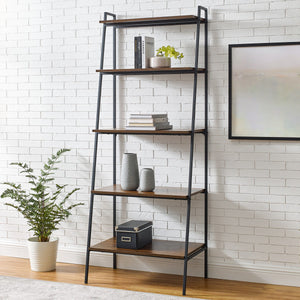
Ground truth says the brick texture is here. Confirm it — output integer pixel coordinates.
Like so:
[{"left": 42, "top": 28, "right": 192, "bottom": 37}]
[{"left": 1, "top": 0, "right": 300, "bottom": 278}]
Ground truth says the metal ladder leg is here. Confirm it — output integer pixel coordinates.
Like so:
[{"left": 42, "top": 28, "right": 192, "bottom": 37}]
[
  {"left": 85, "top": 11, "right": 112, "bottom": 283},
  {"left": 182, "top": 6, "right": 203, "bottom": 295}
]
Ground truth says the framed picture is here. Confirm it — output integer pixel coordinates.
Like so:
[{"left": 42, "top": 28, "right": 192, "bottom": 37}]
[{"left": 228, "top": 42, "right": 300, "bottom": 140}]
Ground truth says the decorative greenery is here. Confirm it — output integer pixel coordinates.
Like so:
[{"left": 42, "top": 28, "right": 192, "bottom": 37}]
[
  {"left": 1, "top": 149, "right": 83, "bottom": 242},
  {"left": 156, "top": 45, "right": 184, "bottom": 60}
]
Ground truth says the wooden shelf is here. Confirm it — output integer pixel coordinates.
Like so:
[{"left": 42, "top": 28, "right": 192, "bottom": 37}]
[
  {"left": 90, "top": 237, "right": 205, "bottom": 260},
  {"left": 92, "top": 184, "right": 205, "bottom": 200},
  {"left": 100, "top": 15, "right": 205, "bottom": 28},
  {"left": 93, "top": 128, "right": 206, "bottom": 136},
  {"left": 96, "top": 67, "right": 205, "bottom": 75}
]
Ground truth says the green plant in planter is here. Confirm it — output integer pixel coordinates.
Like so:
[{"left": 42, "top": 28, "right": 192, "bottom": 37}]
[
  {"left": 156, "top": 45, "right": 184, "bottom": 60},
  {"left": 1, "top": 148, "right": 83, "bottom": 242}
]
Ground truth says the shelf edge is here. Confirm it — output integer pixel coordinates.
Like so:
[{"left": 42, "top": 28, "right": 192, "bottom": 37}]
[
  {"left": 90, "top": 238, "right": 205, "bottom": 260},
  {"left": 92, "top": 129, "right": 206, "bottom": 135},
  {"left": 99, "top": 15, "right": 206, "bottom": 27},
  {"left": 91, "top": 186, "right": 205, "bottom": 200}
]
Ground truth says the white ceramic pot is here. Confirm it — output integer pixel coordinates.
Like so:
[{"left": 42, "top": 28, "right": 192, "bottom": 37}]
[
  {"left": 149, "top": 56, "right": 171, "bottom": 68},
  {"left": 27, "top": 237, "right": 58, "bottom": 272}
]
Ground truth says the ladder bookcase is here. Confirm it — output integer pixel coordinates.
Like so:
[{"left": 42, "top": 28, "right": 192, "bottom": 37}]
[{"left": 84, "top": 6, "right": 208, "bottom": 296}]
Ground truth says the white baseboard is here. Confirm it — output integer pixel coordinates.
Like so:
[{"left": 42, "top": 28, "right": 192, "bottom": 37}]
[{"left": 1, "top": 242, "right": 299, "bottom": 287}]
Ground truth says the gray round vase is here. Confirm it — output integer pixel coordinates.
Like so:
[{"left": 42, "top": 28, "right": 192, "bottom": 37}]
[
  {"left": 140, "top": 168, "right": 155, "bottom": 192},
  {"left": 121, "top": 153, "right": 139, "bottom": 191}
]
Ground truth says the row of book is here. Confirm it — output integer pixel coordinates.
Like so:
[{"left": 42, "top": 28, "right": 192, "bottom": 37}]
[
  {"left": 126, "top": 113, "right": 173, "bottom": 131},
  {"left": 134, "top": 36, "right": 154, "bottom": 68}
]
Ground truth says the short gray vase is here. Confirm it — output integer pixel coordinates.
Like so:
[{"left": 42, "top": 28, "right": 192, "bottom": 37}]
[
  {"left": 140, "top": 168, "right": 155, "bottom": 192},
  {"left": 121, "top": 153, "right": 139, "bottom": 191}
]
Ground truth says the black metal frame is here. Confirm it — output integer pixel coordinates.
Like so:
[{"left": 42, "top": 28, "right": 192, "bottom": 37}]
[
  {"left": 85, "top": 6, "right": 208, "bottom": 296},
  {"left": 229, "top": 41, "right": 300, "bottom": 141},
  {"left": 84, "top": 12, "right": 117, "bottom": 283}
]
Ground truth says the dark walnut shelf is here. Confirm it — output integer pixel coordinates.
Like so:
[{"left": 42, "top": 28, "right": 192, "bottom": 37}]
[
  {"left": 90, "top": 237, "right": 205, "bottom": 260},
  {"left": 92, "top": 184, "right": 205, "bottom": 200},
  {"left": 93, "top": 128, "right": 206, "bottom": 136},
  {"left": 100, "top": 15, "right": 205, "bottom": 28},
  {"left": 96, "top": 67, "right": 205, "bottom": 76}
]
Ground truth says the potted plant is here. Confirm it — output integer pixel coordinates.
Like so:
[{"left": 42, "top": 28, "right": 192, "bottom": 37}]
[
  {"left": 149, "top": 45, "right": 184, "bottom": 68},
  {"left": 0, "top": 148, "right": 83, "bottom": 272}
]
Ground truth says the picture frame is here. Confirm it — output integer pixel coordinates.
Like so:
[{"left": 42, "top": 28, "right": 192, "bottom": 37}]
[{"left": 228, "top": 42, "right": 300, "bottom": 140}]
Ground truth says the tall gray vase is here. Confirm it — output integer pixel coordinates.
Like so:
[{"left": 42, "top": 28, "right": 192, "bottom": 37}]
[{"left": 121, "top": 153, "right": 139, "bottom": 191}]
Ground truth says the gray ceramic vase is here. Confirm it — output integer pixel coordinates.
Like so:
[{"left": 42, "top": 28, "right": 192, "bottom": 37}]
[
  {"left": 121, "top": 153, "right": 139, "bottom": 191},
  {"left": 140, "top": 168, "right": 155, "bottom": 192},
  {"left": 149, "top": 56, "right": 171, "bottom": 68}
]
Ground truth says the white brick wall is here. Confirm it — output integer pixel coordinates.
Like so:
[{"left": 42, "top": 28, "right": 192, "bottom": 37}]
[{"left": 1, "top": 0, "right": 300, "bottom": 285}]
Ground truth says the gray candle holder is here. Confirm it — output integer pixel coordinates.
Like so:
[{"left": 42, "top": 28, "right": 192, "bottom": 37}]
[{"left": 140, "top": 168, "right": 155, "bottom": 192}]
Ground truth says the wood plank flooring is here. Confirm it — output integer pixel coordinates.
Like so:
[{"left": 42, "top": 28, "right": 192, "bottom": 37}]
[{"left": 0, "top": 256, "right": 299, "bottom": 299}]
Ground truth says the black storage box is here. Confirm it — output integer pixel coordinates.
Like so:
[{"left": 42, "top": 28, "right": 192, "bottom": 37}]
[{"left": 115, "top": 220, "right": 152, "bottom": 249}]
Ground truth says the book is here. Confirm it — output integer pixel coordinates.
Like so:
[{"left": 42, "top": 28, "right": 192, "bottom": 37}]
[
  {"left": 126, "top": 124, "right": 173, "bottom": 131},
  {"left": 134, "top": 37, "right": 139, "bottom": 69},
  {"left": 130, "top": 113, "right": 168, "bottom": 119},
  {"left": 134, "top": 36, "right": 142, "bottom": 68},
  {"left": 134, "top": 36, "right": 154, "bottom": 69},
  {"left": 129, "top": 117, "right": 168, "bottom": 124},
  {"left": 141, "top": 36, "right": 154, "bottom": 68},
  {"left": 128, "top": 122, "right": 170, "bottom": 127}
]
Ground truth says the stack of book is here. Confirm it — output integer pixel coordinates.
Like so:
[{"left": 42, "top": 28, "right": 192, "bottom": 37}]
[
  {"left": 134, "top": 36, "right": 154, "bottom": 68},
  {"left": 126, "top": 114, "right": 173, "bottom": 131}
]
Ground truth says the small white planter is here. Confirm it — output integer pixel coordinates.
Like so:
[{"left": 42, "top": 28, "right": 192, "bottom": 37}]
[
  {"left": 27, "top": 237, "right": 58, "bottom": 272},
  {"left": 149, "top": 56, "right": 171, "bottom": 68}
]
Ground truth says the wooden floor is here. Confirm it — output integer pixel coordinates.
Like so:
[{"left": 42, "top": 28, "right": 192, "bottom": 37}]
[{"left": 0, "top": 256, "right": 300, "bottom": 299}]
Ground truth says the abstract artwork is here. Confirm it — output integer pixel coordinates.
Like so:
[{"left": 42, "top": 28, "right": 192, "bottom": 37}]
[{"left": 229, "top": 42, "right": 300, "bottom": 140}]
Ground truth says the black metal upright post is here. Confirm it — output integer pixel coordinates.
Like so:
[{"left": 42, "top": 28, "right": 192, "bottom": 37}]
[
  {"left": 112, "top": 14, "right": 117, "bottom": 270},
  {"left": 182, "top": 5, "right": 202, "bottom": 296},
  {"left": 85, "top": 12, "right": 116, "bottom": 284},
  {"left": 203, "top": 7, "right": 208, "bottom": 279}
]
